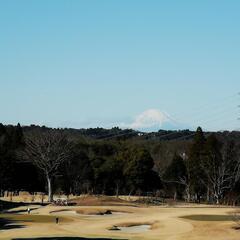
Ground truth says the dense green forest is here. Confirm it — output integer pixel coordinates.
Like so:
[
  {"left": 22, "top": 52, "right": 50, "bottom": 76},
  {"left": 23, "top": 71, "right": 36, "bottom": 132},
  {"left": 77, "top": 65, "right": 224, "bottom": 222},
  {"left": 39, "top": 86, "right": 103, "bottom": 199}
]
[{"left": 0, "top": 123, "right": 240, "bottom": 204}]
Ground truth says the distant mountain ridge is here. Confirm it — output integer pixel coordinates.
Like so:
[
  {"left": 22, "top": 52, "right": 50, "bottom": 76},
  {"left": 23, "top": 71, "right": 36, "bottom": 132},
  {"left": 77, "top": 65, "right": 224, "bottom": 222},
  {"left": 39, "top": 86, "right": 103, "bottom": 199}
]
[{"left": 19, "top": 124, "right": 240, "bottom": 142}]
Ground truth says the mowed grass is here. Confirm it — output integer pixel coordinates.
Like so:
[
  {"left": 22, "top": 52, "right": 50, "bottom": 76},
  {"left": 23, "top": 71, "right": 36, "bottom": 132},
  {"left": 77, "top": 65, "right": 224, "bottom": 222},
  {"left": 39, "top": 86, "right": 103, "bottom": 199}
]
[
  {"left": 12, "top": 238, "right": 122, "bottom": 240},
  {"left": 0, "top": 214, "right": 72, "bottom": 223},
  {"left": 180, "top": 214, "right": 234, "bottom": 221}
]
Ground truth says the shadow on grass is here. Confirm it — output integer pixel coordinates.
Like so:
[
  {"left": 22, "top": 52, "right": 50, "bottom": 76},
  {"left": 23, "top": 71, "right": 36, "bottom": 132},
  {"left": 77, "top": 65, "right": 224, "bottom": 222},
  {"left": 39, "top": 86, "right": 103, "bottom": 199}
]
[
  {"left": 0, "top": 214, "right": 71, "bottom": 223},
  {"left": 0, "top": 199, "right": 49, "bottom": 213},
  {"left": 180, "top": 214, "right": 234, "bottom": 221},
  {"left": 0, "top": 213, "right": 60, "bottom": 231},
  {"left": 0, "top": 217, "right": 25, "bottom": 230},
  {"left": 0, "top": 200, "right": 27, "bottom": 212},
  {"left": 12, "top": 238, "right": 127, "bottom": 240}
]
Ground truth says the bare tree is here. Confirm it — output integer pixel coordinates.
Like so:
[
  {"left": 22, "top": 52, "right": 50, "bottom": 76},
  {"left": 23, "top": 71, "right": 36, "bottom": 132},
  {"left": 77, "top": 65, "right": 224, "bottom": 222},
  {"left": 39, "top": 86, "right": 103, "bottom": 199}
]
[
  {"left": 162, "top": 153, "right": 191, "bottom": 202},
  {"left": 201, "top": 141, "right": 240, "bottom": 204},
  {"left": 163, "top": 177, "right": 191, "bottom": 202},
  {"left": 21, "top": 130, "right": 72, "bottom": 202},
  {"left": 201, "top": 158, "right": 233, "bottom": 204},
  {"left": 178, "top": 176, "right": 191, "bottom": 202}
]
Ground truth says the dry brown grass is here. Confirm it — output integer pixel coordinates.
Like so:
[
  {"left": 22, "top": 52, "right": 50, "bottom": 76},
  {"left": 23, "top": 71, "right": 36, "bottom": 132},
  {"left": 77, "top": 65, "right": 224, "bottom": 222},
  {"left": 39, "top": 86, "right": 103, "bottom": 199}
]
[
  {"left": 0, "top": 192, "right": 76, "bottom": 204},
  {"left": 231, "top": 209, "right": 240, "bottom": 230},
  {"left": 0, "top": 199, "right": 240, "bottom": 240},
  {"left": 69, "top": 195, "right": 137, "bottom": 206}
]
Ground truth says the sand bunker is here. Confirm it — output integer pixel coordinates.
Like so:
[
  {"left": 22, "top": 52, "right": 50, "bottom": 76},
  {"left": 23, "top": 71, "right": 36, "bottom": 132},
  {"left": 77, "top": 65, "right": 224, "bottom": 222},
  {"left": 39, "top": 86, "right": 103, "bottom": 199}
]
[
  {"left": 119, "top": 224, "right": 151, "bottom": 233},
  {"left": 77, "top": 208, "right": 129, "bottom": 215},
  {"left": 50, "top": 208, "right": 129, "bottom": 217},
  {"left": 109, "top": 224, "right": 151, "bottom": 233}
]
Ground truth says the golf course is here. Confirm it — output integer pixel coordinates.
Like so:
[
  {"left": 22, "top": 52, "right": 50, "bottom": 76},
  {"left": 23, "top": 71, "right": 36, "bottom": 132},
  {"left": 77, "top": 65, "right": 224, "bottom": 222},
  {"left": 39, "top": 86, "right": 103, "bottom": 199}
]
[{"left": 0, "top": 196, "right": 239, "bottom": 240}]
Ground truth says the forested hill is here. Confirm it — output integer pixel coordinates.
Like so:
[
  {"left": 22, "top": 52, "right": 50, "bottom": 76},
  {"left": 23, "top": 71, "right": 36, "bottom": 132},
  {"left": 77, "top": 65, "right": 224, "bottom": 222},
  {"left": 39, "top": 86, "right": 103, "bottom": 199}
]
[
  {"left": 23, "top": 125, "right": 198, "bottom": 140},
  {"left": 10, "top": 124, "right": 240, "bottom": 173},
  {"left": 4, "top": 124, "right": 240, "bottom": 170},
  {"left": 21, "top": 124, "right": 240, "bottom": 142}
]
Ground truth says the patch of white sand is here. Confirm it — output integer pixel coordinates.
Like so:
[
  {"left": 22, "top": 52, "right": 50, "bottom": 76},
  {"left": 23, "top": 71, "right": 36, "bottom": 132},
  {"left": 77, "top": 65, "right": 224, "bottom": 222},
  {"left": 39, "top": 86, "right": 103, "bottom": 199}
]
[{"left": 118, "top": 224, "right": 151, "bottom": 233}]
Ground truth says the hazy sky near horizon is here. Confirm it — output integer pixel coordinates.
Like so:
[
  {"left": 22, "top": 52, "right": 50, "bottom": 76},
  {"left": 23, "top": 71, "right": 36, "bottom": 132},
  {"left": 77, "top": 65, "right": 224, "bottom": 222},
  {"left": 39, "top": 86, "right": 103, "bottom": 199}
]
[{"left": 0, "top": 0, "right": 240, "bottom": 131}]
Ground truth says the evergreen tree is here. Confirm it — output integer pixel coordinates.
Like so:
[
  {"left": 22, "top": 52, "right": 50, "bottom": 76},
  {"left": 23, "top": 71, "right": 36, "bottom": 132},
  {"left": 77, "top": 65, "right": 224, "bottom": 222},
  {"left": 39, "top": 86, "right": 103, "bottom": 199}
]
[
  {"left": 187, "top": 127, "right": 206, "bottom": 202},
  {"left": 163, "top": 154, "right": 187, "bottom": 199},
  {"left": 123, "top": 146, "right": 160, "bottom": 193}
]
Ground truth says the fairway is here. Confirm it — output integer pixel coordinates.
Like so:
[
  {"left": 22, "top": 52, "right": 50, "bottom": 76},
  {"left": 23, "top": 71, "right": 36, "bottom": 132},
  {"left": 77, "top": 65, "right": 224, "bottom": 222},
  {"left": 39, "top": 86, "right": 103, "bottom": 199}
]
[
  {"left": 0, "top": 204, "right": 239, "bottom": 240},
  {"left": 0, "top": 214, "right": 72, "bottom": 223}
]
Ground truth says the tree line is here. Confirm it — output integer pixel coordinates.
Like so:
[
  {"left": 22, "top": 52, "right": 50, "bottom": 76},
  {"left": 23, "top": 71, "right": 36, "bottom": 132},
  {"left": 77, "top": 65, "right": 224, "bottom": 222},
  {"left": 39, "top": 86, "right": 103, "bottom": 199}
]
[
  {"left": 0, "top": 124, "right": 239, "bottom": 204},
  {"left": 163, "top": 127, "right": 240, "bottom": 204},
  {"left": 0, "top": 124, "right": 160, "bottom": 201}
]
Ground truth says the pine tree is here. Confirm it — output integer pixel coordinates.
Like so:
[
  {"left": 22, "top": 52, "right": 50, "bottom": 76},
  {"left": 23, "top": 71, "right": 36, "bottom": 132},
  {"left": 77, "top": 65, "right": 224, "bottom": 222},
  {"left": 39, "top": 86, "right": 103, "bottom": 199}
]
[{"left": 187, "top": 127, "right": 206, "bottom": 202}]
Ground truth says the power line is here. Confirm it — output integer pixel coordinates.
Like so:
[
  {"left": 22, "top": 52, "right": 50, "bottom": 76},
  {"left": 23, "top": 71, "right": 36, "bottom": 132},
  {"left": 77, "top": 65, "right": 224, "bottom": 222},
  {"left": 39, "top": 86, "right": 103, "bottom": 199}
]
[
  {"left": 94, "top": 92, "right": 239, "bottom": 141},
  {"left": 172, "top": 93, "right": 237, "bottom": 123}
]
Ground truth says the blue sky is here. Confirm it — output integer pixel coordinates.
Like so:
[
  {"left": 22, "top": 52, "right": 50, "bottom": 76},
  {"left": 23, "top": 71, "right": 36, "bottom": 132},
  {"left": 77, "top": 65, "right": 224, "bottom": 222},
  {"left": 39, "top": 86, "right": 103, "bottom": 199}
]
[{"left": 0, "top": 0, "right": 240, "bottom": 131}]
